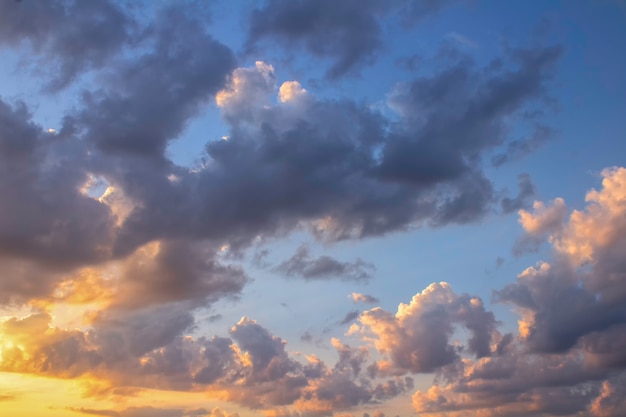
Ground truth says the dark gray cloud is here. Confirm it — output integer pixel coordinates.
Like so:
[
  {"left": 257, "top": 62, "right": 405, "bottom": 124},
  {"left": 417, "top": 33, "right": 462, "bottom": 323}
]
[
  {"left": 492, "top": 124, "right": 556, "bottom": 167},
  {"left": 0, "top": 40, "right": 561, "bottom": 307},
  {"left": 381, "top": 46, "right": 561, "bottom": 188},
  {"left": 111, "top": 44, "right": 560, "bottom": 253},
  {"left": 0, "top": 0, "right": 133, "bottom": 91},
  {"left": 339, "top": 310, "right": 361, "bottom": 325},
  {"left": 501, "top": 173, "right": 536, "bottom": 214},
  {"left": 0, "top": 3, "right": 240, "bottom": 307},
  {"left": 193, "top": 336, "right": 234, "bottom": 385},
  {"left": 76, "top": 6, "right": 235, "bottom": 157},
  {"left": 247, "top": 0, "right": 457, "bottom": 79},
  {"left": 0, "top": 98, "right": 115, "bottom": 277},
  {"left": 274, "top": 245, "right": 375, "bottom": 282},
  {"left": 495, "top": 257, "right": 626, "bottom": 355}
]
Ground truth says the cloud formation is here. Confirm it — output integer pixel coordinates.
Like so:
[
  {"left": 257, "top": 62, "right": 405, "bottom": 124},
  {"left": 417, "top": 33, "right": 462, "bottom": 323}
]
[
  {"left": 247, "top": 0, "right": 458, "bottom": 78},
  {"left": 3, "top": 164, "right": 626, "bottom": 416},
  {"left": 501, "top": 173, "right": 536, "bottom": 214},
  {"left": 412, "top": 167, "right": 626, "bottom": 417},
  {"left": 0, "top": 0, "right": 133, "bottom": 91},
  {"left": 355, "top": 282, "right": 497, "bottom": 374},
  {"left": 350, "top": 293, "right": 380, "bottom": 304},
  {"left": 274, "top": 245, "right": 375, "bottom": 282}
]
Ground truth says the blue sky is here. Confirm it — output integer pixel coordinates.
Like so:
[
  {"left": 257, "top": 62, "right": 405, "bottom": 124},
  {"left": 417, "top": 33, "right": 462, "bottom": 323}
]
[{"left": 0, "top": 1, "right": 625, "bottom": 417}]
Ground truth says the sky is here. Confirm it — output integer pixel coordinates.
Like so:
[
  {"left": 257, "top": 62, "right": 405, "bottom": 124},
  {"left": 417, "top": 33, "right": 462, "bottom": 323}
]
[{"left": 0, "top": 1, "right": 625, "bottom": 416}]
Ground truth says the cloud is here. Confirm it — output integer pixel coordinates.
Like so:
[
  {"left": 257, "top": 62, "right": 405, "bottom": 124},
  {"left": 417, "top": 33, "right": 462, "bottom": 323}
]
[
  {"left": 382, "top": 46, "right": 561, "bottom": 199},
  {"left": 501, "top": 173, "right": 536, "bottom": 214},
  {"left": 111, "top": 240, "right": 248, "bottom": 310},
  {"left": 0, "top": 98, "right": 115, "bottom": 280},
  {"left": 69, "top": 406, "right": 216, "bottom": 417},
  {"left": 0, "top": 0, "right": 133, "bottom": 91},
  {"left": 0, "top": 41, "right": 560, "bottom": 294},
  {"left": 411, "top": 349, "right": 605, "bottom": 417},
  {"left": 216, "top": 61, "right": 277, "bottom": 124},
  {"left": 355, "top": 282, "right": 497, "bottom": 374},
  {"left": 339, "top": 310, "right": 361, "bottom": 325},
  {"left": 0, "top": 5, "right": 239, "bottom": 306},
  {"left": 0, "top": 308, "right": 415, "bottom": 413},
  {"left": 246, "top": 0, "right": 458, "bottom": 79},
  {"left": 492, "top": 124, "right": 556, "bottom": 167},
  {"left": 411, "top": 166, "right": 626, "bottom": 417},
  {"left": 499, "top": 167, "right": 626, "bottom": 353},
  {"left": 7, "top": 161, "right": 626, "bottom": 417},
  {"left": 274, "top": 245, "right": 375, "bottom": 282},
  {"left": 513, "top": 196, "right": 568, "bottom": 254},
  {"left": 0, "top": 4, "right": 587, "bottom": 416},
  {"left": 0, "top": 312, "right": 101, "bottom": 378},
  {"left": 77, "top": 6, "right": 235, "bottom": 158},
  {"left": 278, "top": 81, "right": 309, "bottom": 104},
  {"left": 350, "top": 293, "right": 380, "bottom": 304}
]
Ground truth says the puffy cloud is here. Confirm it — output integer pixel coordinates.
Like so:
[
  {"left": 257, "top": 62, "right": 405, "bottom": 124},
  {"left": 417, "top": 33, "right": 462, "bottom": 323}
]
[
  {"left": 274, "top": 245, "right": 375, "bottom": 282},
  {"left": 0, "top": 308, "right": 416, "bottom": 414},
  {"left": 552, "top": 167, "right": 626, "bottom": 264},
  {"left": 499, "top": 167, "right": 626, "bottom": 353},
  {"left": 410, "top": 340, "right": 614, "bottom": 417},
  {"left": 278, "top": 81, "right": 309, "bottom": 104},
  {"left": 514, "top": 197, "right": 568, "bottom": 254},
  {"left": 356, "top": 283, "right": 497, "bottom": 374},
  {"left": 350, "top": 293, "right": 380, "bottom": 304},
  {"left": 411, "top": 167, "right": 626, "bottom": 417},
  {"left": 518, "top": 198, "right": 568, "bottom": 236},
  {"left": 216, "top": 61, "right": 277, "bottom": 124}
]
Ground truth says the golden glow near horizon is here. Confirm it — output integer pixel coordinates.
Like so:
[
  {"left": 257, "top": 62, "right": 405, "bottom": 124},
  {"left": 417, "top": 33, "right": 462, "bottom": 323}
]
[{"left": 0, "top": 371, "right": 243, "bottom": 417}]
